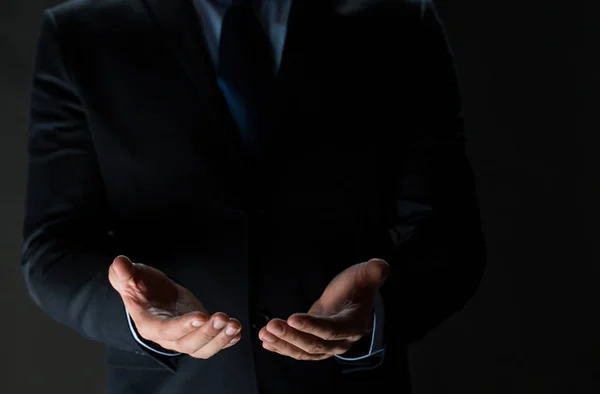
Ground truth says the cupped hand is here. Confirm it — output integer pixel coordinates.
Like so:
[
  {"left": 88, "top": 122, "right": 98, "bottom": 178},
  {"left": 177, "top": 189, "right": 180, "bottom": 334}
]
[
  {"left": 259, "top": 258, "right": 389, "bottom": 360},
  {"left": 108, "top": 255, "right": 242, "bottom": 359}
]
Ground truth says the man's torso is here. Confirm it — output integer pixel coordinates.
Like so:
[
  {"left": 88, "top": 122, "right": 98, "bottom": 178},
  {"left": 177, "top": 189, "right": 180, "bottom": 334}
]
[{"left": 45, "top": 0, "right": 443, "bottom": 392}]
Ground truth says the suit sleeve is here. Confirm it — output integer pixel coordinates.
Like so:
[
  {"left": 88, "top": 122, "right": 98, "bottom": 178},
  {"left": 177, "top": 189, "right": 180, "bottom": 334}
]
[
  {"left": 21, "top": 10, "right": 177, "bottom": 371},
  {"left": 378, "top": 6, "right": 487, "bottom": 345}
]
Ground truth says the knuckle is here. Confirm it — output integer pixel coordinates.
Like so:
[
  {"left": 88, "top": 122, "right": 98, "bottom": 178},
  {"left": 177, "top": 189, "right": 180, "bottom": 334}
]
[
  {"left": 296, "top": 352, "right": 310, "bottom": 361},
  {"left": 216, "top": 334, "right": 231, "bottom": 347},
  {"left": 309, "top": 342, "right": 325, "bottom": 355},
  {"left": 198, "top": 328, "right": 218, "bottom": 343},
  {"left": 286, "top": 331, "right": 299, "bottom": 342},
  {"left": 326, "top": 331, "right": 341, "bottom": 341}
]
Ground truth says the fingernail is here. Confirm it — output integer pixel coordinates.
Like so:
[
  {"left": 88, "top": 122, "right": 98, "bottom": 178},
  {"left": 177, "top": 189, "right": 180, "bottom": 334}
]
[
  {"left": 213, "top": 319, "right": 227, "bottom": 330},
  {"left": 191, "top": 320, "right": 202, "bottom": 328},
  {"left": 225, "top": 325, "right": 239, "bottom": 336}
]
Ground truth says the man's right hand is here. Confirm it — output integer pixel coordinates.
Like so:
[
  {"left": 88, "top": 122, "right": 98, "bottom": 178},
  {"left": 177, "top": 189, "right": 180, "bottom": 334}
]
[{"left": 108, "top": 255, "right": 242, "bottom": 359}]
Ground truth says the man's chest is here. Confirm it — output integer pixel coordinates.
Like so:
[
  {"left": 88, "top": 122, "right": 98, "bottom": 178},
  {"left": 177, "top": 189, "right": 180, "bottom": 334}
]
[
  {"left": 64, "top": 1, "right": 417, "bottom": 220},
  {"left": 73, "top": 10, "right": 394, "bottom": 161}
]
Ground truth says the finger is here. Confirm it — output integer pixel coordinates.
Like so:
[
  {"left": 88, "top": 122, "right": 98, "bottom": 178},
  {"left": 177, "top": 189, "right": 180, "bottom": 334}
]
[
  {"left": 107, "top": 256, "right": 213, "bottom": 344},
  {"left": 263, "top": 319, "right": 351, "bottom": 355},
  {"left": 108, "top": 257, "right": 165, "bottom": 335},
  {"left": 172, "top": 313, "right": 231, "bottom": 355},
  {"left": 223, "top": 334, "right": 241, "bottom": 349},
  {"left": 108, "top": 256, "right": 142, "bottom": 298},
  {"left": 190, "top": 318, "right": 242, "bottom": 359},
  {"left": 259, "top": 328, "right": 330, "bottom": 361},
  {"left": 109, "top": 256, "right": 155, "bottom": 315},
  {"left": 193, "top": 319, "right": 242, "bottom": 358},
  {"left": 154, "top": 311, "right": 211, "bottom": 341},
  {"left": 126, "top": 306, "right": 208, "bottom": 343},
  {"left": 356, "top": 259, "right": 390, "bottom": 290},
  {"left": 287, "top": 313, "right": 362, "bottom": 342}
]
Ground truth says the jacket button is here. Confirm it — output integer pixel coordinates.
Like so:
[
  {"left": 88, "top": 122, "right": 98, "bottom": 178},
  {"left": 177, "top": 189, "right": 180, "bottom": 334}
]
[
  {"left": 258, "top": 312, "right": 270, "bottom": 326},
  {"left": 252, "top": 311, "right": 270, "bottom": 330}
]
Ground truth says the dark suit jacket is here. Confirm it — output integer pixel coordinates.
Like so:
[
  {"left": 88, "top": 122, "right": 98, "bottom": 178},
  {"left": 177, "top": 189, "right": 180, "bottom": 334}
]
[{"left": 21, "top": 0, "right": 486, "bottom": 393}]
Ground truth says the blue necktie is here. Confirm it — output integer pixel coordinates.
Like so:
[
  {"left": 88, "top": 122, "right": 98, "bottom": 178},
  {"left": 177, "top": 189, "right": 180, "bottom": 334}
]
[{"left": 216, "top": 0, "right": 276, "bottom": 160}]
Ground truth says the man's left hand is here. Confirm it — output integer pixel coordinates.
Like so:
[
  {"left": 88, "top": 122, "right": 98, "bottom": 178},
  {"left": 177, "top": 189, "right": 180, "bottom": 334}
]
[{"left": 258, "top": 258, "right": 389, "bottom": 360}]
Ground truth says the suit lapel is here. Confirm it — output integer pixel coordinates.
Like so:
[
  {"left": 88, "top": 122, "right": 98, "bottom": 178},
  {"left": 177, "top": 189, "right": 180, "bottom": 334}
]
[
  {"left": 141, "top": 0, "right": 253, "bottom": 206},
  {"left": 139, "top": 0, "right": 333, "bottom": 206}
]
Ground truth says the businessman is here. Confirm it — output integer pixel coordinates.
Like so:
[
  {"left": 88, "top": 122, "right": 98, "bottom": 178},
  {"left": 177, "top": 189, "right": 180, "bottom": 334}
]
[{"left": 22, "top": 0, "right": 486, "bottom": 393}]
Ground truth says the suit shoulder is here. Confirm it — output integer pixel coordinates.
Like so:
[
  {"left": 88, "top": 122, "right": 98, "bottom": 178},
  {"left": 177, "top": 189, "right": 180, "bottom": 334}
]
[
  {"left": 335, "top": 0, "right": 427, "bottom": 18},
  {"left": 47, "top": 0, "right": 141, "bottom": 19},
  {"left": 45, "top": 0, "right": 148, "bottom": 37}
]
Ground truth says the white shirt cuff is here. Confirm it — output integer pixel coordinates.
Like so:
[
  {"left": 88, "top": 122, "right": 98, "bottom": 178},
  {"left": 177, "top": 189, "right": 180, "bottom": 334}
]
[
  {"left": 125, "top": 305, "right": 182, "bottom": 357},
  {"left": 334, "top": 291, "right": 385, "bottom": 362}
]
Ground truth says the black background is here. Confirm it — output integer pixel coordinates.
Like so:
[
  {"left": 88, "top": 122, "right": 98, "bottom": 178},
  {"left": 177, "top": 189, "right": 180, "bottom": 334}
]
[{"left": 1, "top": 1, "right": 592, "bottom": 393}]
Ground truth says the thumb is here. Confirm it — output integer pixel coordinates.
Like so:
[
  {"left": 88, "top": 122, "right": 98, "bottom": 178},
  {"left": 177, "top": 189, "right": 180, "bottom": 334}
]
[
  {"left": 356, "top": 258, "right": 390, "bottom": 290},
  {"left": 108, "top": 256, "right": 145, "bottom": 302},
  {"left": 110, "top": 255, "right": 135, "bottom": 283}
]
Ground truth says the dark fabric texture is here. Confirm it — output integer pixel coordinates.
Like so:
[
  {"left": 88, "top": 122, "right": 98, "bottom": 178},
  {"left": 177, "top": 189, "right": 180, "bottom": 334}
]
[
  {"left": 217, "top": 0, "right": 276, "bottom": 158},
  {"left": 21, "top": 0, "right": 486, "bottom": 393}
]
